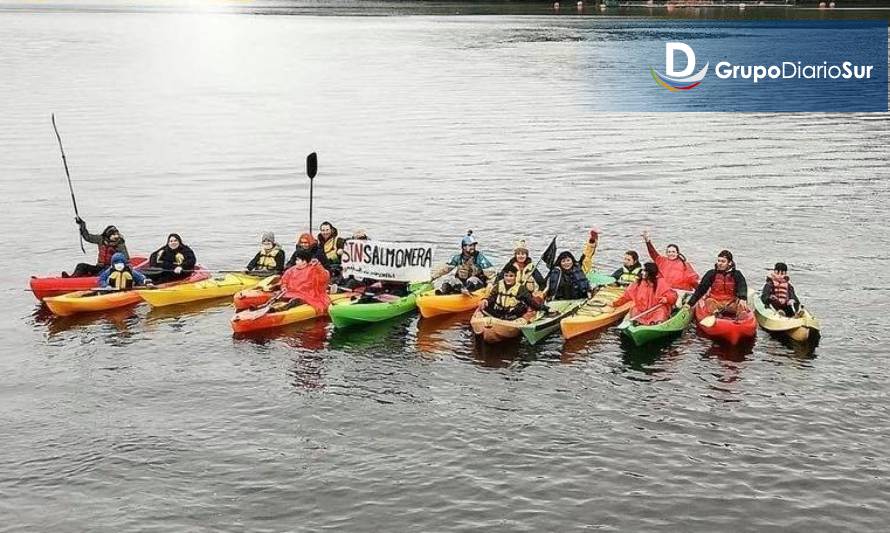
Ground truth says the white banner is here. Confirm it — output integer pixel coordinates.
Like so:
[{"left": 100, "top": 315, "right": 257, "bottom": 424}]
[{"left": 341, "top": 239, "right": 435, "bottom": 282}]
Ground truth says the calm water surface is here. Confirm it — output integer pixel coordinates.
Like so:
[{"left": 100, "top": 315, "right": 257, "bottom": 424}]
[{"left": 1, "top": 7, "right": 889, "bottom": 532}]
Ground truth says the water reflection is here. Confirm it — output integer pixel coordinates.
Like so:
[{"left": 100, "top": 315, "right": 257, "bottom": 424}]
[
  {"left": 327, "top": 315, "right": 415, "bottom": 351},
  {"left": 32, "top": 304, "right": 139, "bottom": 337},
  {"left": 415, "top": 313, "right": 472, "bottom": 355},
  {"left": 233, "top": 317, "right": 330, "bottom": 351}
]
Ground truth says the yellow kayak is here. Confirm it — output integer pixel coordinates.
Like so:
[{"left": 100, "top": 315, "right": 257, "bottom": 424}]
[
  {"left": 416, "top": 286, "right": 490, "bottom": 318},
  {"left": 560, "top": 285, "right": 632, "bottom": 340},
  {"left": 751, "top": 289, "right": 820, "bottom": 343},
  {"left": 44, "top": 270, "right": 210, "bottom": 317},
  {"left": 137, "top": 273, "right": 263, "bottom": 307}
]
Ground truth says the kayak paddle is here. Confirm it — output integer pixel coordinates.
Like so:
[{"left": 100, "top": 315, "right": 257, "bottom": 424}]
[
  {"left": 51, "top": 114, "right": 85, "bottom": 254},
  {"left": 307, "top": 152, "right": 317, "bottom": 234}
]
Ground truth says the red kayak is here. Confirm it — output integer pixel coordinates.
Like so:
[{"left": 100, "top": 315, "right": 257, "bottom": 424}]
[
  {"left": 30, "top": 256, "right": 148, "bottom": 301},
  {"left": 693, "top": 300, "right": 757, "bottom": 345}
]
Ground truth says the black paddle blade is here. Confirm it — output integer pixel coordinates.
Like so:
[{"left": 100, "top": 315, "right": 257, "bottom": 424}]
[{"left": 306, "top": 152, "right": 317, "bottom": 179}]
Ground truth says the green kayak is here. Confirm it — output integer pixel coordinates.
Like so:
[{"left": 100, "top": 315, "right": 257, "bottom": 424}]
[
  {"left": 520, "top": 299, "right": 586, "bottom": 345},
  {"left": 618, "top": 305, "right": 692, "bottom": 347},
  {"left": 328, "top": 282, "right": 433, "bottom": 329}
]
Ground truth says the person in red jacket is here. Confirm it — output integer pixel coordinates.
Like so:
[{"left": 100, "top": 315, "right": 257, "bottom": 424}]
[
  {"left": 642, "top": 230, "right": 699, "bottom": 290},
  {"left": 605, "top": 262, "right": 677, "bottom": 325},
  {"left": 278, "top": 249, "right": 331, "bottom": 313},
  {"left": 686, "top": 249, "right": 749, "bottom": 316}
]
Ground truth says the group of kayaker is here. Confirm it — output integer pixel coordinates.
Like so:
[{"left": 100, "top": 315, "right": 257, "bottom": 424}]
[
  {"left": 61, "top": 217, "right": 804, "bottom": 325},
  {"left": 64, "top": 218, "right": 198, "bottom": 291}
]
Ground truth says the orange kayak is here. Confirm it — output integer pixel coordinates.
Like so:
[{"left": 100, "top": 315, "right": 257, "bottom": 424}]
[
  {"left": 43, "top": 269, "right": 210, "bottom": 317},
  {"left": 559, "top": 285, "right": 632, "bottom": 340},
  {"left": 30, "top": 256, "right": 148, "bottom": 301},
  {"left": 231, "top": 292, "right": 354, "bottom": 334}
]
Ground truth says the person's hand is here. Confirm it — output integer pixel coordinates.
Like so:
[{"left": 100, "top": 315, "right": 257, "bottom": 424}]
[
  {"left": 658, "top": 297, "right": 667, "bottom": 304},
  {"left": 460, "top": 287, "right": 470, "bottom": 296},
  {"left": 642, "top": 229, "right": 651, "bottom": 242},
  {"left": 337, "top": 249, "right": 344, "bottom": 256},
  {"left": 479, "top": 300, "right": 488, "bottom": 310},
  {"left": 738, "top": 300, "right": 750, "bottom": 312},
  {"left": 173, "top": 266, "right": 183, "bottom": 275},
  {"left": 588, "top": 229, "right": 599, "bottom": 243},
  {"left": 75, "top": 216, "right": 84, "bottom": 226}
]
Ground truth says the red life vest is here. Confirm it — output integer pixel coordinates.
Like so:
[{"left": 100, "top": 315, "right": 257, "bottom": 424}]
[
  {"left": 710, "top": 269, "right": 737, "bottom": 301},
  {"left": 97, "top": 243, "right": 116, "bottom": 266},
  {"left": 769, "top": 273, "right": 790, "bottom": 305}
]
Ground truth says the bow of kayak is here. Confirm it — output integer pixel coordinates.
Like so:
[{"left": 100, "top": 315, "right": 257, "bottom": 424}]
[
  {"left": 470, "top": 310, "right": 528, "bottom": 344},
  {"left": 559, "top": 285, "right": 631, "bottom": 340},
  {"left": 619, "top": 305, "right": 692, "bottom": 347},
  {"left": 416, "top": 286, "right": 490, "bottom": 318},
  {"left": 693, "top": 300, "right": 757, "bottom": 345},
  {"left": 137, "top": 273, "right": 261, "bottom": 307},
  {"left": 520, "top": 299, "right": 586, "bottom": 345}
]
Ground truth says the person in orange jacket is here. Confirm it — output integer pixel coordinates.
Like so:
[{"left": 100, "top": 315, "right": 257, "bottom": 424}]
[
  {"left": 606, "top": 262, "right": 678, "bottom": 325},
  {"left": 642, "top": 230, "right": 699, "bottom": 291},
  {"left": 279, "top": 249, "right": 331, "bottom": 313}
]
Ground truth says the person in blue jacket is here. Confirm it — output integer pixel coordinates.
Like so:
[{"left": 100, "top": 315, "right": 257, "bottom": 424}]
[
  {"left": 98, "top": 253, "right": 150, "bottom": 291},
  {"left": 543, "top": 251, "right": 591, "bottom": 300},
  {"left": 433, "top": 230, "right": 494, "bottom": 295}
]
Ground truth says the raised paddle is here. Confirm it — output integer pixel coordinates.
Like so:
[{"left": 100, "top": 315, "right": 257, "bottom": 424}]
[
  {"left": 306, "top": 152, "right": 318, "bottom": 233},
  {"left": 51, "top": 114, "right": 85, "bottom": 254}
]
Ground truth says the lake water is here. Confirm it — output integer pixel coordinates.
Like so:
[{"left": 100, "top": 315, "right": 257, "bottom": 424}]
[{"left": 1, "top": 4, "right": 889, "bottom": 531}]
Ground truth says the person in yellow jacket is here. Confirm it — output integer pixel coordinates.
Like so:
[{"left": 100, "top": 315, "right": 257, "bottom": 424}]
[
  {"left": 246, "top": 232, "right": 285, "bottom": 276},
  {"left": 496, "top": 240, "right": 545, "bottom": 292},
  {"left": 479, "top": 265, "right": 544, "bottom": 320}
]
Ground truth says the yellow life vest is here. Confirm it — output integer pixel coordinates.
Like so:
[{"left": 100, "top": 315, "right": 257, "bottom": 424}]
[
  {"left": 157, "top": 249, "right": 185, "bottom": 266},
  {"left": 256, "top": 246, "right": 281, "bottom": 270},
  {"left": 494, "top": 280, "right": 521, "bottom": 310},
  {"left": 108, "top": 270, "right": 134, "bottom": 290},
  {"left": 322, "top": 238, "right": 340, "bottom": 263},
  {"left": 618, "top": 266, "right": 641, "bottom": 286},
  {"left": 513, "top": 261, "right": 538, "bottom": 290}
]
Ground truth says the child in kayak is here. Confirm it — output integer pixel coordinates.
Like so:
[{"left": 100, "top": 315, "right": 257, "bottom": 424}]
[
  {"left": 64, "top": 217, "right": 129, "bottom": 277},
  {"left": 97, "top": 252, "right": 150, "bottom": 291},
  {"left": 605, "top": 262, "right": 677, "bottom": 325},
  {"left": 761, "top": 262, "right": 800, "bottom": 316},
  {"left": 543, "top": 251, "right": 591, "bottom": 300},
  {"left": 611, "top": 251, "right": 642, "bottom": 286},
  {"left": 433, "top": 230, "right": 494, "bottom": 295},
  {"left": 146, "top": 233, "right": 197, "bottom": 284},
  {"left": 246, "top": 232, "right": 286, "bottom": 276},
  {"left": 496, "top": 240, "right": 545, "bottom": 292},
  {"left": 642, "top": 230, "right": 699, "bottom": 290},
  {"left": 480, "top": 264, "right": 544, "bottom": 320},
  {"left": 686, "top": 250, "right": 750, "bottom": 316}
]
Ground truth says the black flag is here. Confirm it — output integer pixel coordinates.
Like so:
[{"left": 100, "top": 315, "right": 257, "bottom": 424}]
[{"left": 540, "top": 236, "right": 557, "bottom": 269}]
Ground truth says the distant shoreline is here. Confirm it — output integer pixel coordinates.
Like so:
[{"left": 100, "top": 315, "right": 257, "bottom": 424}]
[{"left": 1, "top": 0, "right": 889, "bottom": 19}]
